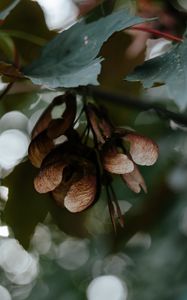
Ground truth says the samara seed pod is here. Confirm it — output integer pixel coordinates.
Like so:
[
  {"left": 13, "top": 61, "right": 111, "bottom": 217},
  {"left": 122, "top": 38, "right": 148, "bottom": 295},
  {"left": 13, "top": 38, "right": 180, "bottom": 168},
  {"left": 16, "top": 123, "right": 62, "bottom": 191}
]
[
  {"left": 31, "top": 93, "right": 76, "bottom": 139},
  {"left": 122, "top": 163, "right": 147, "bottom": 193},
  {"left": 123, "top": 133, "right": 159, "bottom": 166},
  {"left": 102, "top": 146, "right": 134, "bottom": 174}
]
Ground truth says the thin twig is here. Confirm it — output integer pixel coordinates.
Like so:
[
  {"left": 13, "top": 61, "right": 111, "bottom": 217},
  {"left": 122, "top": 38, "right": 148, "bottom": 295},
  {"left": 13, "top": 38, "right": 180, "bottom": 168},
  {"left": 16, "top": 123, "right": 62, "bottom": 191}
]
[
  {"left": 78, "top": 86, "right": 187, "bottom": 127},
  {"left": 0, "top": 82, "right": 14, "bottom": 102},
  {"left": 132, "top": 25, "right": 183, "bottom": 42},
  {"left": 106, "top": 185, "right": 117, "bottom": 233},
  {"left": 109, "top": 184, "right": 124, "bottom": 228}
]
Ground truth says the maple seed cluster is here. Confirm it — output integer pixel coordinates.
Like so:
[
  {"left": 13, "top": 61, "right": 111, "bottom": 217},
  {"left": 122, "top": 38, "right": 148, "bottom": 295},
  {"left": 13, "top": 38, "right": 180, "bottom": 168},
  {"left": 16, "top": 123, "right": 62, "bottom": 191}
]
[
  {"left": 28, "top": 92, "right": 158, "bottom": 222},
  {"left": 28, "top": 93, "right": 98, "bottom": 213}
]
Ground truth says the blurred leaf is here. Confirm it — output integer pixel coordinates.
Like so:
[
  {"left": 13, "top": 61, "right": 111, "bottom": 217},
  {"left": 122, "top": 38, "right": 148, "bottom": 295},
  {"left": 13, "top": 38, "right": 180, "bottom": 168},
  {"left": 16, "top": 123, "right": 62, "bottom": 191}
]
[
  {"left": 114, "top": 0, "right": 136, "bottom": 12},
  {"left": 0, "top": 33, "right": 15, "bottom": 61},
  {"left": 126, "top": 35, "right": 187, "bottom": 111},
  {"left": 0, "top": 0, "right": 55, "bottom": 64},
  {"left": 49, "top": 202, "right": 89, "bottom": 238},
  {"left": 4, "top": 161, "right": 49, "bottom": 248},
  {"left": 24, "top": 10, "right": 148, "bottom": 88},
  {"left": 0, "top": 29, "right": 46, "bottom": 46},
  {"left": 0, "top": 0, "right": 20, "bottom": 21}
]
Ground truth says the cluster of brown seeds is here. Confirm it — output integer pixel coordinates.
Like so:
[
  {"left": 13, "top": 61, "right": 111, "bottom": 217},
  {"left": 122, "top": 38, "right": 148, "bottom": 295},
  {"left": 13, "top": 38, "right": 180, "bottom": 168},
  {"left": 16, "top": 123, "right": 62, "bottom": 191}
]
[{"left": 28, "top": 92, "right": 158, "bottom": 227}]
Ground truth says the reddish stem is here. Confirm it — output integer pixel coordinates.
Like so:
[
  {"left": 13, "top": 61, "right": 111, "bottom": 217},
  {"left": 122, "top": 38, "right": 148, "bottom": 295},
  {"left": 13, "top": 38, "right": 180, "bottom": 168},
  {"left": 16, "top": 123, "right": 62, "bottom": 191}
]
[{"left": 132, "top": 25, "right": 183, "bottom": 42}]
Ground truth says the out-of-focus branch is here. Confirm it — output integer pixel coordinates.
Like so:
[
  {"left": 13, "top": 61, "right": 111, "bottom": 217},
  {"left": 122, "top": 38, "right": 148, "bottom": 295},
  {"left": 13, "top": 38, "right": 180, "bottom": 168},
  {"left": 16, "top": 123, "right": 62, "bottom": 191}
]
[
  {"left": 1, "top": 81, "right": 187, "bottom": 127},
  {"left": 78, "top": 86, "right": 187, "bottom": 126}
]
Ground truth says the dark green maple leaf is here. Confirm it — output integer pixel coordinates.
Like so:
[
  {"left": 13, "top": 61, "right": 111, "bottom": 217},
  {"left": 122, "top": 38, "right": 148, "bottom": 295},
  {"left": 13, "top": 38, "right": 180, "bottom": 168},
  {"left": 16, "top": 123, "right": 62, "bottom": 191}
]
[
  {"left": 0, "top": 0, "right": 20, "bottom": 21},
  {"left": 127, "top": 36, "right": 187, "bottom": 111},
  {"left": 24, "top": 10, "right": 149, "bottom": 88}
]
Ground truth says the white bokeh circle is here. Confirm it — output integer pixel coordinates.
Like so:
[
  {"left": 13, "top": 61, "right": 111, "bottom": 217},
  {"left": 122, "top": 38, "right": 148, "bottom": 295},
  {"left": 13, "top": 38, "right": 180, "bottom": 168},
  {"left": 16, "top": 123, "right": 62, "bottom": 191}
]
[
  {"left": 0, "top": 129, "right": 29, "bottom": 169},
  {"left": 87, "top": 275, "right": 128, "bottom": 300}
]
